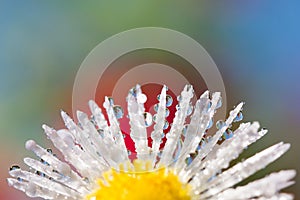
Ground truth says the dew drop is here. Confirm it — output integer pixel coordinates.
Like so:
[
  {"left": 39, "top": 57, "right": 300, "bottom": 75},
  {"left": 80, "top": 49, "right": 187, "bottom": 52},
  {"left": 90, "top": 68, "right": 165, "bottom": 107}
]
[
  {"left": 163, "top": 120, "right": 169, "bottom": 130},
  {"left": 166, "top": 95, "right": 173, "bottom": 107},
  {"left": 185, "top": 152, "right": 197, "bottom": 165},
  {"left": 196, "top": 143, "right": 202, "bottom": 151},
  {"left": 182, "top": 125, "right": 188, "bottom": 136},
  {"left": 90, "top": 115, "right": 96, "bottom": 126},
  {"left": 157, "top": 94, "right": 160, "bottom": 101},
  {"left": 186, "top": 103, "right": 193, "bottom": 116},
  {"left": 153, "top": 114, "right": 157, "bottom": 122},
  {"left": 36, "top": 171, "right": 46, "bottom": 177},
  {"left": 40, "top": 159, "right": 49, "bottom": 166},
  {"left": 107, "top": 97, "right": 114, "bottom": 105},
  {"left": 83, "top": 177, "right": 89, "bottom": 183},
  {"left": 206, "top": 135, "right": 212, "bottom": 142},
  {"left": 157, "top": 94, "right": 173, "bottom": 107},
  {"left": 157, "top": 151, "right": 162, "bottom": 158},
  {"left": 223, "top": 129, "right": 233, "bottom": 140},
  {"left": 216, "top": 120, "right": 226, "bottom": 129},
  {"left": 154, "top": 104, "right": 159, "bottom": 112},
  {"left": 186, "top": 84, "right": 193, "bottom": 91},
  {"left": 127, "top": 150, "right": 132, "bottom": 156},
  {"left": 177, "top": 95, "right": 182, "bottom": 102},
  {"left": 129, "top": 87, "right": 137, "bottom": 97},
  {"left": 206, "top": 102, "right": 212, "bottom": 112},
  {"left": 137, "top": 93, "right": 147, "bottom": 104},
  {"left": 174, "top": 140, "right": 183, "bottom": 160},
  {"left": 143, "top": 112, "right": 153, "bottom": 127},
  {"left": 9, "top": 165, "right": 20, "bottom": 171},
  {"left": 207, "top": 118, "right": 213, "bottom": 129},
  {"left": 161, "top": 132, "right": 165, "bottom": 139},
  {"left": 186, "top": 157, "right": 193, "bottom": 165},
  {"left": 156, "top": 95, "right": 162, "bottom": 103},
  {"left": 113, "top": 105, "right": 124, "bottom": 119},
  {"left": 17, "top": 177, "right": 23, "bottom": 182},
  {"left": 46, "top": 148, "right": 53, "bottom": 154},
  {"left": 97, "top": 129, "right": 104, "bottom": 138},
  {"left": 216, "top": 98, "right": 222, "bottom": 109},
  {"left": 165, "top": 108, "right": 170, "bottom": 117},
  {"left": 233, "top": 112, "right": 243, "bottom": 122}
]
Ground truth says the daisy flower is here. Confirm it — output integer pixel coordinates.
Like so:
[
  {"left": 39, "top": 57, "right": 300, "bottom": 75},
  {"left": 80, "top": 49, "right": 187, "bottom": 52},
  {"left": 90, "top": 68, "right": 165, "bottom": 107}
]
[{"left": 8, "top": 84, "right": 295, "bottom": 200}]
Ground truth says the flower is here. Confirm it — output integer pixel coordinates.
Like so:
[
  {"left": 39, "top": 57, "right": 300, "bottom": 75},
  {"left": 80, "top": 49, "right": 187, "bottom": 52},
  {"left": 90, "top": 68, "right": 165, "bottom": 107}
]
[{"left": 8, "top": 84, "right": 295, "bottom": 200}]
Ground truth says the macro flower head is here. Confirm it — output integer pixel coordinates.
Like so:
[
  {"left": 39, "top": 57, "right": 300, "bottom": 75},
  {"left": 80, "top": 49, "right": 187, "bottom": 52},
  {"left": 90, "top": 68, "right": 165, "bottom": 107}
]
[{"left": 8, "top": 84, "right": 295, "bottom": 200}]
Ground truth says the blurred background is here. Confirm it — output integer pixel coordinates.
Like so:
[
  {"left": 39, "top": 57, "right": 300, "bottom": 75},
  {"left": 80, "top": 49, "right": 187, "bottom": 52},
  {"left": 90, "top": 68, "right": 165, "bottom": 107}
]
[{"left": 1, "top": 1, "right": 299, "bottom": 199}]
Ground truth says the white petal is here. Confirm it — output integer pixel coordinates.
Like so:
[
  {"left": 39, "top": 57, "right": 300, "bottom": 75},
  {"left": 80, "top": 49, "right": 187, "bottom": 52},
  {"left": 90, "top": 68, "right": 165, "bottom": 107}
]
[
  {"left": 150, "top": 85, "right": 167, "bottom": 166},
  {"left": 198, "top": 142, "right": 291, "bottom": 198},
  {"left": 127, "top": 85, "right": 150, "bottom": 161},
  {"left": 158, "top": 85, "right": 194, "bottom": 167},
  {"left": 216, "top": 170, "right": 296, "bottom": 200}
]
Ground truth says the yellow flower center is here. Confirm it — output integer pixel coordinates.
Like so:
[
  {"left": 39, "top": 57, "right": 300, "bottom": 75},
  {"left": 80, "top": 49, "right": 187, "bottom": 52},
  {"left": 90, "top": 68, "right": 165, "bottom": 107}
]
[{"left": 86, "top": 160, "right": 191, "bottom": 200}]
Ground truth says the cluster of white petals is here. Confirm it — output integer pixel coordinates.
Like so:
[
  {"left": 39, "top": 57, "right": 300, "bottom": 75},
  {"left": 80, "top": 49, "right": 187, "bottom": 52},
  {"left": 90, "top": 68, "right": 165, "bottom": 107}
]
[{"left": 8, "top": 85, "right": 295, "bottom": 199}]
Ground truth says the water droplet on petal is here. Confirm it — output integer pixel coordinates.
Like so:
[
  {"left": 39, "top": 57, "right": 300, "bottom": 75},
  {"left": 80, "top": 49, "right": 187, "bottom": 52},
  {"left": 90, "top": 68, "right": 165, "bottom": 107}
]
[
  {"left": 216, "top": 120, "right": 226, "bottom": 129},
  {"left": 9, "top": 165, "right": 20, "bottom": 171},
  {"left": 97, "top": 129, "right": 104, "bottom": 137},
  {"left": 157, "top": 151, "right": 162, "bottom": 158},
  {"left": 153, "top": 114, "right": 157, "bottom": 122},
  {"left": 206, "top": 102, "right": 212, "bottom": 112},
  {"left": 186, "top": 85, "right": 193, "bottom": 91},
  {"left": 233, "top": 112, "right": 243, "bottom": 122},
  {"left": 157, "top": 94, "right": 173, "bottom": 107},
  {"left": 83, "top": 177, "right": 89, "bottom": 183},
  {"left": 40, "top": 159, "right": 49, "bottom": 166},
  {"left": 206, "top": 135, "right": 212, "bottom": 142},
  {"left": 223, "top": 129, "right": 233, "bottom": 139},
  {"left": 90, "top": 115, "right": 96, "bottom": 126},
  {"left": 207, "top": 118, "right": 213, "bottom": 129},
  {"left": 185, "top": 156, "right": 193, "bottom": 165},
  {"left": 143, "top": 112, "right": 153, "bottom": 127},
  {"left": 186, "top": 103, "right": 193, "bottom": 116},
  {"left": 174, "top": 140, "right": 183, "bottom": 160},
  {"left": 165, "top": 108, "right": 170, "bottom": 117},
  {"left": 17, "top": 177, "right": 23, "bottom": 182},
  {"left": 182, "top": 125, "right": 188, "bottom": 136},
  {"left": 46, "top": 148, "right": 53, "bottom": 154},
  {"left": 154, "top": 104, "right": 159, "bottom": 112},
  {"left": 127, "top": 150, "right": 132, "bottom": 156},
  {"left": 107, "top": 97, "right": 114, "bottom": 105},
  {"left": 166, "top": 95, "right": 173, "bottom": 107},
  {"left": 113, "top": 105, "right": 124, "bottom": 119},
  {"left": 137, "top": 93, "right": 147, "bottom": 104},
  {"left": 196, "top": 143, "right": 202, "bottom": 151},
  {"left": 157, "top": 94, "right": 160, "bottom": 101},
  {"left": 163, "top": 120, "right": 169, "bottom": 130},
  {"left": 185, "top": 152, "right": 197, "bottom": 165},
  {"left": 177, "top": 95, "right": 182, "bottom": 102},
  {"left": 216, "top": 98, "right": 222, "bottom": 109},
  {"left": 36, "top": 171, "right": 46, "bottom": 177},
  {"left": 129, "top": 87, "right": 137, "bottom": 97}
]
